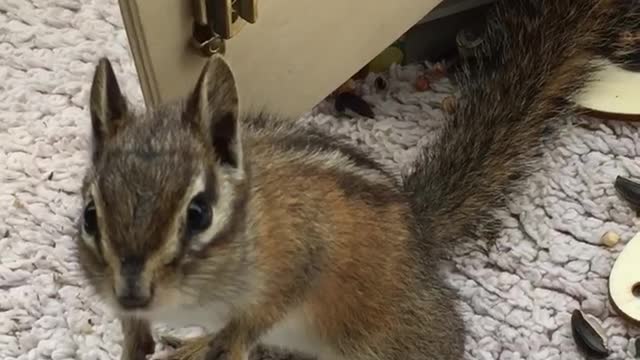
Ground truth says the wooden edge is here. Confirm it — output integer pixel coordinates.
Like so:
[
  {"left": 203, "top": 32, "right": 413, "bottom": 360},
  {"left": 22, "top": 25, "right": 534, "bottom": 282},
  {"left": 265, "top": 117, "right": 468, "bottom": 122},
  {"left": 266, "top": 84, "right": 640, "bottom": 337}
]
[
  {"left": 118, "top": 0, "right": 160, "bottom": 107},
  {"left": 580, "top": 108, "right": 640, "bottom": 122}
]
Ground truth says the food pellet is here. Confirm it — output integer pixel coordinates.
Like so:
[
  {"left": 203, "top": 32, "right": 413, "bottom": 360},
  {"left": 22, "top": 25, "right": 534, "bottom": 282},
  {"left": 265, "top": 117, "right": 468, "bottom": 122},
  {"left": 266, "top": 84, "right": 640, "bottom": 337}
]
[
  {"left": 601, "top": 231, "right": 620, "bottom": 247},
  {"left": 415, "top": 76, "right": 430, "bottom": 91},
  {"left": 442, "top": 96, "right": 457, "bottom": 113},
  {"left": 429, "top": 62, "right": 447, "bottom": 79}
]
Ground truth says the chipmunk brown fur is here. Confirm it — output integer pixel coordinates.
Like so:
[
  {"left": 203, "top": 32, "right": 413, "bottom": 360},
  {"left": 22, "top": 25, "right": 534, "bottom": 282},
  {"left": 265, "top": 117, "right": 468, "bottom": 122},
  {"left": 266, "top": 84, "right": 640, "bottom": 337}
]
[{"left": 75, "top": 1, "right": 639, "bottom": 359}]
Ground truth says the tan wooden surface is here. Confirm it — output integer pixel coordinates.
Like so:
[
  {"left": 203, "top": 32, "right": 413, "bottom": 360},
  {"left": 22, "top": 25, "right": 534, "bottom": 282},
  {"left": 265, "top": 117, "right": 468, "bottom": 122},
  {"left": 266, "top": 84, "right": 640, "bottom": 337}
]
[
  {"left": 574, "top": 59, "right": 640, "bottom": 116},
  {"left": 119, "top": 0, "right": 443, "bottom": 118}
]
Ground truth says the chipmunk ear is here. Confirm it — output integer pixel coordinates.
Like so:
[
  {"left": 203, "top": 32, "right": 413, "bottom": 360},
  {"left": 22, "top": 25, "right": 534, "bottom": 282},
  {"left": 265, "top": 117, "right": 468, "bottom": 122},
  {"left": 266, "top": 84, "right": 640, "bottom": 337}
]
[
  {"left": 89, "top": 58, "right": 128, "bottom": 157},
  {"left": 186, "top": 55, "right": 242, "bottom": 169}
]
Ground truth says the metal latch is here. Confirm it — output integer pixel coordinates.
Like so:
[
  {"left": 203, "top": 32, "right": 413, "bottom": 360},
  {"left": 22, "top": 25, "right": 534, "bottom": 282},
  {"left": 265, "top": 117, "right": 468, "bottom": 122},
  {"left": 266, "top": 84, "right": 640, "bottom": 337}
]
[{"left": 191, "top": 0, "right": 258, "bottom": 56}]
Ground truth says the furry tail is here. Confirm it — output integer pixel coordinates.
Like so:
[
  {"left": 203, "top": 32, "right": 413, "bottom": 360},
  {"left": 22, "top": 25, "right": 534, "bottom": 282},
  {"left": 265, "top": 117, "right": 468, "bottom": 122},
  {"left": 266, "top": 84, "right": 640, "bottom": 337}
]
[{"left": 403, "top": 0, "right": 640, "bottom": 252}]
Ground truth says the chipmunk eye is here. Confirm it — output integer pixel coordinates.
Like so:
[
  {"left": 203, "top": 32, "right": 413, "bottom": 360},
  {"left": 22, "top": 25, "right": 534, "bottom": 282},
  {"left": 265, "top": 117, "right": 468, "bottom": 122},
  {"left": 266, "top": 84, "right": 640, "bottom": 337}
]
[
  {"left": 187, "top": 193, "right": 212, "bottom": 233},
  {"left": 83, "top": 200, "right": 98, "bottom": 236}
]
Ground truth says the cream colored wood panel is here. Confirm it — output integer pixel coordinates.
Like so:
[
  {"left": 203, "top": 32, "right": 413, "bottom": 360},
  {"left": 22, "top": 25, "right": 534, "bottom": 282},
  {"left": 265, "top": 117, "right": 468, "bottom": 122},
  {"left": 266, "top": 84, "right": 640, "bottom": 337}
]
[
  {"left": 573, "top": 59, "right": 640, "bottom": 116},
  {"left": 119, "top": 0, "right": 442, "bottom": 118}
]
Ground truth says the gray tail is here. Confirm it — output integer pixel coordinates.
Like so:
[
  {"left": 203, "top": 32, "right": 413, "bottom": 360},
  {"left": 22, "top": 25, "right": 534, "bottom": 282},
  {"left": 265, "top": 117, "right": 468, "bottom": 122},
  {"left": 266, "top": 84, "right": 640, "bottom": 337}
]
[{"left": 402, "top": 0, "right": 640, "bottom": 253}]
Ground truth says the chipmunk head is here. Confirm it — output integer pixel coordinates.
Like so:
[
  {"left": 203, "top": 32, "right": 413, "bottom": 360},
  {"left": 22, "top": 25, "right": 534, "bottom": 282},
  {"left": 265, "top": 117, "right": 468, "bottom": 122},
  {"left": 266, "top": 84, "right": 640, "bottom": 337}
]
[{"left": 76, "top": 56, "right": 251, "bottom": 315}]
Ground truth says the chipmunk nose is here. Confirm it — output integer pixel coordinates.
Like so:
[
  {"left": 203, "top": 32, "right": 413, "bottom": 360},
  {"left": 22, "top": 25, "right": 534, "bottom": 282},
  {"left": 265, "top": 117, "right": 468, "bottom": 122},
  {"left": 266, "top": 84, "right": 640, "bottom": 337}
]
[
  {"left": 117, "top": 288, "right": 153, "bottom": 309},
  {"left": 116, "top": 256, "right": 154, "bottom": 309}
]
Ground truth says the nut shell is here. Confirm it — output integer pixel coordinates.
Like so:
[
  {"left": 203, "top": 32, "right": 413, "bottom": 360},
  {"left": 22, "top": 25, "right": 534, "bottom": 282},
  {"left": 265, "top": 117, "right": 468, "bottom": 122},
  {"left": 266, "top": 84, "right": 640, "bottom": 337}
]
[
  {"left": 571, "top": 309, "right": 609, "bottom": 358},
  {"left": 442, "top": 96, "right": 457, "bottom": 114},
  {"left": 334, "top": 92, "right": 375, "bottom": 119},
  {"left": 615, "top": 176, "right": 640, "bottom": 207}
]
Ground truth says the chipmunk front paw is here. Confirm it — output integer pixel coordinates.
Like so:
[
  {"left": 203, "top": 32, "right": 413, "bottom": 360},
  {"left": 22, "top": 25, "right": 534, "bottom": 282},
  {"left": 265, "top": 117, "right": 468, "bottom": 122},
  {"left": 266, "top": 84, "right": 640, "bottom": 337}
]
[
  {"left": 203, "top": 335, "right": 232, "bottom": 360},
  {"left": 205, "top": 330, "right": 250, "bottom": 360},
  {"left": 161, "top": 335, "right": 212, "bottom": 360},
  {"left": 160, "top": 333, "right": 244, "bottom": 360}
]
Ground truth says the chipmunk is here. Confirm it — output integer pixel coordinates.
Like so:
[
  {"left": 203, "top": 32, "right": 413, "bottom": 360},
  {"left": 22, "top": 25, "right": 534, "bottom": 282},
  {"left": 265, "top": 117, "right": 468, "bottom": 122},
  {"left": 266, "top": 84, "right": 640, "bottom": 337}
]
[{"left": 75, "top": 1, "right": 639, "bottom": 359}]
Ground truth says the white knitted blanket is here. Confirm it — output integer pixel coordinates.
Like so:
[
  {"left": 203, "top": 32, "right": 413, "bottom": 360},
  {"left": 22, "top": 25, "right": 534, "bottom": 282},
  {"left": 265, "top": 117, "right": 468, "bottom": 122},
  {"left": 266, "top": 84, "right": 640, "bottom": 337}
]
[{"left": 2, "top": 1, "right": 640, "bottom": 359}]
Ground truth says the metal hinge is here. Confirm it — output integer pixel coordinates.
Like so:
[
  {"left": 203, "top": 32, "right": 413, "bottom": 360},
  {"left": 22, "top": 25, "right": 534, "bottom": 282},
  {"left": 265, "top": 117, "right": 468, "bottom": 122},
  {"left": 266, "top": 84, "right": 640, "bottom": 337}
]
[{"left": 191, "top": 0, "right": 258, "bottom": 56}]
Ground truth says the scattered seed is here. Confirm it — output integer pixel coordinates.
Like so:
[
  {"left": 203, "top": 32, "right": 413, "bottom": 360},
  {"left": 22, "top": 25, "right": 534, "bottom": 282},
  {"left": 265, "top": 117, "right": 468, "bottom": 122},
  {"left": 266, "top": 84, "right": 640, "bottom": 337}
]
[
  {"left": 428, "top": 62, "right": 447, "bottom": 80},
  {"left": 614, "top": 176, "right": 640, "bottom": 207},
  {"left": 571, "top": 309, "right": 609, "bottom": 358},
  {"left": 601, "top": 231, "right": 620, "bottom": 247},
  {"left": 415, "top": 75, "right": 430, "bottom": 91},
  {"left": 13, "top": 198, "right": 25, "bottom": 210},
  {"left": 335, "top": 92, "right": 375, "bottom": 119},
  {"left": 375, "top": 77, "right": 387, "bottom": 90},
  {"left": 442, "top": 96, "right": 457, "bottom": 114}
]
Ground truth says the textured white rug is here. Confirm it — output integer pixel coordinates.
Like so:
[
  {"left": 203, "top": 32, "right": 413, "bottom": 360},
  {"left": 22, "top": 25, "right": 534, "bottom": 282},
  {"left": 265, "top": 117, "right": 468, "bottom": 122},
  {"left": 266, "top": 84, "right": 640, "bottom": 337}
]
[{"left": 2, "top": 1, "right": 640, "bottom": 359}]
